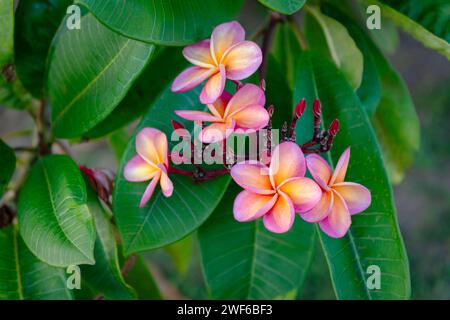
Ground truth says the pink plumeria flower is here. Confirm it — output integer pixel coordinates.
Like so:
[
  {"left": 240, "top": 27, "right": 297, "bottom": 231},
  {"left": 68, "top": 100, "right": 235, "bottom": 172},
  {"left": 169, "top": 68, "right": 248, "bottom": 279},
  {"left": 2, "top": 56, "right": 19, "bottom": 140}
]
[
  {"left": 171, "top": 21, "right": 262, "bottom": 104},
  {"left": 304, "top": 147, "right": 372, "bottom": 238},
  {"left": 124, "top": 128, "right": 174, "bottom": 208},
  {"left": 175, "top": 83, "right": 269, "bottom": 144},
  {"left": 230, "top": 142, "right": 322, "bottom": 233}
]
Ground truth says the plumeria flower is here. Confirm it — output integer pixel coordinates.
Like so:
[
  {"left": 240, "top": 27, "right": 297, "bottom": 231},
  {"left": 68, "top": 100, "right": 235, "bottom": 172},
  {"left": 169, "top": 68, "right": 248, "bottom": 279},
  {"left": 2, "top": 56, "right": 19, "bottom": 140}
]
[
  {"left": 175, "top": 83, "right": 269, "bottom": 144},
  {"left": 171, "top": 21, "right": 262, "bottom": 104},
  {"left": 124, "top": 128, "right": 173, "bottom": 208},
  {"left": 230, "top": 142, "right": 322, "bottom": 233},
  {"left": 304, "top": 148, "right": 371, "bottom": 238}
]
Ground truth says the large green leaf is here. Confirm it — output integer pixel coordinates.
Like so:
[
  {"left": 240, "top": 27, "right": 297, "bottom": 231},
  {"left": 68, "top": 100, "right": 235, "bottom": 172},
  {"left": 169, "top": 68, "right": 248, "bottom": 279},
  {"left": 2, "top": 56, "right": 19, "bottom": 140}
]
[
  {"left": 14, "top": 0, "right": 72, "bottom": 98},
  {"left": 0, "top": 71, "right": 33, "bottom": 110},
  {"left": 0, "top": 139, "right": 15, "bottom": 198},
  {"left": 0, "top": 225, "right": 73, "bottom": 300},
  {"left": 198, "top": 183, "right": 316, "bottom": 299},
  {"left": 165, "top": 235, "right": 193, "bottom": 275},
  {"left": 380, "top": 0, "right": 450, "bottom": 42},
  {"left": 113, "top": 87, "right": 230, "bottom": 255},
  {"left": 77, "top": 0, "right": 244, "bottom": 46},
  {"left": 18, "top": 154, "right": 96, "bottom": 267},
  {"left": 366, "top": 0, "right": 450, "bottom": 59},
  {"left": 84, "top": 47, "right": 187, "bottom": 139},
  {"left": 0, "top": 0, "right": 13, "bottom": 66},
  {"left": 80, "top": 182, "right": 135, "bottom": 300},
  {"left": 294, "top": 52, "right": 410, "bottom": 299},
  {"left": 47, "top": 12, "right": 155, "bottom": 138},
  {"left": 304, "top": 6, "right": 364, "bottom": 89},
  {"left": 258, "top": 0, "right": 306, "bottom": 15}
]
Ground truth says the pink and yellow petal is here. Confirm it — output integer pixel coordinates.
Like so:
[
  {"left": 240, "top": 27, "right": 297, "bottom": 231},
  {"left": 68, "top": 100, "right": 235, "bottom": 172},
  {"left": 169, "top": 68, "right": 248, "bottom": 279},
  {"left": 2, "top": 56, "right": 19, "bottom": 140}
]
[
  {"left": 233, "top": 191, "right": 277, "bottom": 222},
  {"left": 305, "top": 154, "right": 332, "bottom": 189},
  {"left": 222, "top": 41, "right": 262, "bottom": 80},
  {"left": 200, "top": 64, "right": 226, "bottom": 104},
  {"left": 183, "top": 39, "right": 215, "bottom": 68},
  {"left": 225, "top": 84, "right": 266, "bottom": 118},
  {"left": 230, "top": 162, "right": 274, "bottom": 194},
  {"left": 301, "top": 190, "right": 334, "bottom": 223},
  {"left": 136, "top": 128, "right": 168, "bottom": 166},
  {"left": 330, "top": 147, "right": 350, "bottom": 185},
  {"left": 124, "top": 155, "right": 158, "bottom": 182},
  {"left": 279, "top": 177, "right": 322, "bottom": 213},
  {"left": 159, "top": 171, "right": 174, "bottom": 198},
  {"left": 207, "top": 91, "right": 232, "bottom": 118},
  {"left": 269, "top": 142, "right": 306, "bottom": 188},
  {"left": 333, "top": 182, "right": 371, "bottom": 215},
  {"left": 200, "top": 119, "right": 235, "bottom": 144},
  {"left": 174, "top": 110, "right": 220, "bottom": 122},
  {"left": 172, "top": 66, "right": 216, "bottom": 92},
  {"left": 319, "top": 191, "right": 351, "bottom": 238},
  {"left": 232, "top": 105, "right": 269, "bottom": 130},
  {"left": 263, "top": 191, "right": 295, "bottom": 233},
  {"left": 210, "top": 21, "right": 245, "bottom": 63},
  {"left": 139, "top": 172, "right": 161, "bottom": 208}
]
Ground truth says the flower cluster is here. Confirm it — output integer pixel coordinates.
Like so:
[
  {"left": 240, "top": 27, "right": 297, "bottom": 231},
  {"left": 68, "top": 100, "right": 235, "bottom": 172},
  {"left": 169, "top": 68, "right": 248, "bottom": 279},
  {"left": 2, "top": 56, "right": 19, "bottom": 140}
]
[{"left": 123, "top": 21, "right": 372, "bottom": 238}]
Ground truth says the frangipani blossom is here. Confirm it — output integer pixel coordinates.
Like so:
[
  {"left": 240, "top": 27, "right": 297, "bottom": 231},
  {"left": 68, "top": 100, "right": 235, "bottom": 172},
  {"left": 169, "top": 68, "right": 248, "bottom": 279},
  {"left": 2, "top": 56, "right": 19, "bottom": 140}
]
[
  {"left": 304, "top": 147, "right": 372, "bottom": 238},
  {"left": 175, "top": 84, "right": 269, "bottom": 144},
  {"left": 124, "top": 128, "right": 173, "bottom": 208},
  {"left": 171, "top": 21, "right": 262, "bottom": 104},
  {"left": 231, "top": 142, "right": 322, "bottom": 233}
]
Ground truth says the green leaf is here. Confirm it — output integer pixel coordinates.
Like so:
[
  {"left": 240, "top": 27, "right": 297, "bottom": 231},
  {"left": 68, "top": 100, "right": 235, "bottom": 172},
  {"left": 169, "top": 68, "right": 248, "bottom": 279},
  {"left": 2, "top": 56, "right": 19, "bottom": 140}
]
[
  {"left": 198, "top": 183, "right": 316, "bottom": 299},
  {"left": 0, "top": 139, "right": 15, "bottom": 198},
  {"left": 122, "top": 254, "right": 162, "bottom": 300},
  {"left": 294, "top": 52, "right": 411, "bottom": 299},
  {"left": 0, "top": 69, "right": 33, "bottom": 110},
  {"left": 258, "top": 0, "right": 306, "bottom": 15},
  {"left": 84, "top": 47, "right": 187, "bottom": 139},
  {"left": 165, "top": 235, "right": 193, "bottom": 275},
  {"left": 0, "top": 0, "right": 13, "bottom": 66},
  {"left": 47, "top": 12, "right": 155, "bottom": 138},
  {"left": 108, "top": 129, "right": 131, "bottom": 161},
  {"left": 77, "top": 0, "right": 244, "bottom": 46},
  {"left": 113, "top": 87, "right": 230, "bottom": 255},
  {"left": 380, "top": 0, "right": 450, "bottom": 42},
  {"left": 366, "top": 0, "right": 450, "bottom": 59},
  {"left": 80, "top": 181, "right": 135, "bottom": 300},
  {"left": 304, "top": 6, "right": 364, "bottom": 89},
  {"left": 0, "top": 225, "right": 73, "bottom": 300},
  {"left": 14, "top": 0, "right": 72, "bottom": 98},
  {"left": 18, "top": 154, "right": 96, "bottom": 267}
]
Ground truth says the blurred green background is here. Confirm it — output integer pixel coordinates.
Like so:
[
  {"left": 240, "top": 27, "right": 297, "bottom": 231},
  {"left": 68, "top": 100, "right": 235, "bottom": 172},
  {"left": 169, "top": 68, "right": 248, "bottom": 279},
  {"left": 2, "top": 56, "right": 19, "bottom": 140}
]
[{"left": 1, "top": 1, "right": 449, "bottom": 300}]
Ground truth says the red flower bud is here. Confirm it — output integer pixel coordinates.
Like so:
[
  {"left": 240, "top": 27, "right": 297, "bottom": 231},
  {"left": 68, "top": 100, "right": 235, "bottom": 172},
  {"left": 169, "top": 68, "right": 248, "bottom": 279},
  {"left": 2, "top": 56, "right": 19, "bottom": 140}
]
[
  {"left": 294, "top": 99, "right": 306, "bottom": 118},
  {"left": 329, "top": 119, "right": 340, "bottom": 136},
  {"left": 267, "top": 105, "right": 274, "bottom": 117},
  {"left": 260, "top": 79, "right": 266, "bottom": 91},
  {"left": 313, "top": 99, "right": 321, "bottom": 117},
  {"left": 171, "top": 120, "right": 185, "bottom": 131}
]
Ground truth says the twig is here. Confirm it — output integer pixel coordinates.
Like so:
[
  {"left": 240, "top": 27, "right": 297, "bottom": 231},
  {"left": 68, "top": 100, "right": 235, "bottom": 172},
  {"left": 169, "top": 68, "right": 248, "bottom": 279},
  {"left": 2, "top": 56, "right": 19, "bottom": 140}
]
[
  {"left": 121, "top": 254, "right": 137, "bottom": 276},
  {"left": 259, "top": 12, "right": 282, "bottom": 80}
]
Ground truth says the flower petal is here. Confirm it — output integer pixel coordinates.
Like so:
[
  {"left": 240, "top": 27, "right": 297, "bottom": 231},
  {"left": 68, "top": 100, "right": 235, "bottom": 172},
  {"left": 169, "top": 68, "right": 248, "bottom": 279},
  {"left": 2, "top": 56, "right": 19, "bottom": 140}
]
[
  {"left": 230, "top": 162, "right": 274, "bottom": 195},
  {"left": 225, "top": 84, "right": 265, "bottom": 117},
  {"left": 136, "top": 128, "right": 168, "bottom": 166},
  {"left": 319, "top": 191, "right": 351, "bottom": 238},
  {"left": 232, "top": 105, "right": 269, "bottom": 130},
  {"left": 200, "top": 118, "right": 235, "bottom": 144},
  {"left": 139, "top": 173, "right": 161, "bottom": 208},
  {"left": 207, "top": 91, "right": 232, "bottom": 118},
  {"left": 330, "top": 147, "right": 350, "bottom": 185},
  {"left": 306, "top": 154, "right": 332, "bottom": 189},
  {"left": 301, "top": 190, "right": 334, "bottom": 223},
  {"left": 210, "top": 21, "right": 245, "bottom": 64},
  {"left": 174, "top": 110, "right": 220, "bottom": 122},
  {"left": 333, "top": 182, "right": 371, "bottom": 215},
  {"left": 263, "top": 191, "right": 295, "bottom": 233},
  {"left": 200, "top": 64, "right": 226, "bottom": 104},
  {"left": 171, "top": 66, "right": 216, "bottom": 92},
  {"left": 222, "top": 41, "right": 262, "bottom": 80},
  {"left": 160, "top": 171, "right": 174, "bottom": 197},
  {"left": 124, "top": 155, "right": 158, "bottom": 182},
  {"left": 183, "top": 39, "right": 215, "bottom": 68},
  {"left": 269, "top": 142, "right": 306, "bottom": 188},
  {"left": 279, "top": 177, "right": 322, "bottom": 213},
  {"left": 233, "top": 191, "right": 277, "bottom": 222}
]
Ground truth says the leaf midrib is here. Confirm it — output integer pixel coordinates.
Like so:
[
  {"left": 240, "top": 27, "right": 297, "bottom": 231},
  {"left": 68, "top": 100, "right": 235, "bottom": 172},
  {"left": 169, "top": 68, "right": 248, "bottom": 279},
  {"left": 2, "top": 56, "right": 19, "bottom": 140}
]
[{"left": 12, "top": 228, "right": 24, "bottom": 300}]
